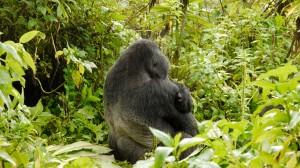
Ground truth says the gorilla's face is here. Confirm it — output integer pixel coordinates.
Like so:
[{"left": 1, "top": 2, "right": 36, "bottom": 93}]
[{"left": 145, "top": 48, "right": 169, "bottom": 79}]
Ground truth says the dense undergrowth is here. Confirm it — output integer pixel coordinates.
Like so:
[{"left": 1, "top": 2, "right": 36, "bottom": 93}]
[{"left": 0, "top": 0, "right": 300, "bottom": 167}]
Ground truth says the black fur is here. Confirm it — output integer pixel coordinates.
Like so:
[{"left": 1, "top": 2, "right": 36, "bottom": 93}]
[
  {"left": 175, "top": 83, "right": 193, "bottom": 114},
  {"left": 104, "top": 39, "right": 198, "bottom": 163}
]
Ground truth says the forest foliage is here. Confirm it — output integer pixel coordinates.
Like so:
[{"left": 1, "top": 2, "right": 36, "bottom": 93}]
[{"left": 0, "top": 0, "right": 300, "bottom": 167}]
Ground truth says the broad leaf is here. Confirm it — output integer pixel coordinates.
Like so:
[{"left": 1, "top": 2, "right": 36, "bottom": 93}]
[
  {"left": 0, "top": 67, "right": 11, "bottom": 84},
  {"left": 0, "top": 42, "right": 23, "bottom": 64},
  {"left": 55, "top": 50, "right": 64, "bottom": 59},
  {"left": 72, "top": 70, "right": 82, "bottom": 88},
  {"left": 149, "top": 127, "right": 173, "bottom": 146},
  {"left": 21, "top": 50, "right": 36, "bottom": 73},
  {"left": 153, "top": 147, "right": 173, "bottom": 168},
  {"left": 134, "top": 158, "right": 155, "bottom": 168},
  {"left": 50, "top": 141, "right": 111, "bottom": 156},
  {"left": 0, "top": 151, "right": 16, "bottom": 167},
  {"left": 19, "top": 30, "right": 45, "bottom": 43},
  {"left": 178, "top": 137, "right": 205, "bottom": 154},
  {"left": 258, "top": 64, "right": 297, "bottom": 82},
  {"left": 289, "top": 111, "right": 300, "bottom": 129}
]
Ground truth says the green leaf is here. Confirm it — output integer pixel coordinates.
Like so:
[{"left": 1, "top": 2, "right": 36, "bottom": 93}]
[
  {"left": 0, "top": 90, "right": 10, "bottom": 108},
  {"left": 37, "top": 5, "right": 47, "bottom": 15},
  {"left": 7, "top": 60, "right": 25, "bottom": 77},
  {"left": 221, "top": 120, "right": 249, "bottom": 142},
  {"left": 286, "top": 153, "right": 297, "bottom": 168},
  {"left": 28, "top": 18, "right": 39, "bottom": 29},
  {"left": 149, "top": 127, "right": 173, "bottom": 147},
  {"left": 98, "top": 156, "right": 122, "bottom": 168},
  {"left": 81, "top": 85, "right": 87, "bottom": 100},
  {"left": 57, "top": 3, "right": 68, "bottom": 18},
  {"left": 57, "top": 4, "right": 63, "bottom": 17},
  {"left": 188, "top": 160, "right": 220, "bottom": 168},
  {"left": 252, "top": 80, "right": 275, "bottom": 90},
  {"left": 258, "top": 64, "right": 297, "bottom": 82},
  {"left": 0, "top": 67, "right": 12, "bottom": 84},
  {"left": 0, "top": 151, "right": 16, "bottom": 167},
  {"left": 275, "top": 15, "right": 284, "bottom": 28},
  {"left": 83, "top": 61, "right": 97, "bottom": 73},
  {"left": 49, "top": 141, "right": 111, "bottom": 156},
  {"left": 19, "top": 30, "right": 45, "bottom": 43},
  {"left": 178, "top": 137, "right": 205, "bottom": 154},
  {"left": 194, "top": 148, "right": 214, "bottom": 161},
  {"left": 152, "top": 4, "right": 172, "bottom": 13},
  {"left": 21, "top": 50, "right": 36, "bottom": 73},
  {"left": 253, "top": 98, "right": 285, "bottom": 116},
  {"left": 30, "top": 100, "right": 44, "bottom": 117},
  {"left": 211, "top": 140, "right": 227, "bottom": 157},
  {"left": 87, "top": 95, "right": 101, "bottom": 102},
  {"left": 173, "top": 133, "right": 182, "bottom": 148},
  {"left": 0, "top": 42, "right": 23, "bottom": 64},
  {"left": 79, "top": 64, "right": 85, "bottom": 75},
  {"left": 55, "top": 50, "right": 64, "bottom": 59},
  {"left": 289, "top": 111, "right": 300, "bottom": 129},
  {"left": 10, "top": 151, "right": 29, "bottom": 167},
  {"left": 250, "top": 157, "right": 263, "bottom": 168},
  {"left": 253, "top": 127, "right": 283, "bottom": 144},
  {"left": 252, "top": 80, "right": 275, "bottom": 99},
  {"left": 72, "top": 70, "right": 82, "bottom": 88},
  {"left": 153, "top": 147, "right": 173, "bottom": 168},
  {"left": 277, "top": 75, "right": 300, "bottom": 93},
  {"left": 134, "top": 158, "right": 155, "bottom": 168}
]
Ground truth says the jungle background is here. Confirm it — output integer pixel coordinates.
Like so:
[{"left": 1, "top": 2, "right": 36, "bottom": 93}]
[{"left": 1, "top": 0, "right": 300, "bottom": 167}]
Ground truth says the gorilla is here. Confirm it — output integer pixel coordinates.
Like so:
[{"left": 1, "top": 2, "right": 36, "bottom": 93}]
[{"left": 104, "top": 39, "right": 198, "bottom": 163}]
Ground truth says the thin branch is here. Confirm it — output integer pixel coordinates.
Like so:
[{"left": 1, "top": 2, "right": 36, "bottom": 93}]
[
  {"left": 49, "top": 33, "right": 60, "bottom": 89},
  {"left": 51, "top": 33, "right": 57, "bottom": 53},
  {"left": 34, "top": 76, "right": 65, "bottom": 94},
  {"left": 287, "top": 36, "right": 295, "bottom": 58},
  {"left": 218, "top": 0, "right": 225, "bottom": 14}
]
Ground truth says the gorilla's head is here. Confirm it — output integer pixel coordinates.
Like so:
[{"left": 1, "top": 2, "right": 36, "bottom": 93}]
[{"left": 125, "top": 39, "right": 169, "bottom": 79}]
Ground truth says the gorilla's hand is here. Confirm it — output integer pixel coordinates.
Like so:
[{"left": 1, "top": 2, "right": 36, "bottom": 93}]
[{"left": 175, "top": 83, "right": 193, "bottom": 113}]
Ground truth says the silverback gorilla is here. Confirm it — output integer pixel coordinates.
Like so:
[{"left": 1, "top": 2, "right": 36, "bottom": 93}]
[{"left": 104, "top": 39, "right": 198, "bottom": 163}]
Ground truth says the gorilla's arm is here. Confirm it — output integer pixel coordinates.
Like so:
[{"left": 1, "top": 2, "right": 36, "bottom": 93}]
[
  {"left": 122, "top": 79, "right": 198, "bottom": 137},
  {"left": 163, "top": 112, "right": 198, "bottom": 136},
  {"left": 155, "top": 80, "right": 198, "bottom": 136}
]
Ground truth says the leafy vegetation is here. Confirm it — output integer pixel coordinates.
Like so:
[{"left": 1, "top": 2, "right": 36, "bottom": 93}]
[{"left": 1, "top": 0, "right": 300, "bottom": 167}]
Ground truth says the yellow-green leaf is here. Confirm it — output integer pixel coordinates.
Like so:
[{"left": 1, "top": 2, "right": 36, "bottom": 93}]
[
  {"left": 149, "top": 127, "right": 173, "bottom": 147},
  {"left": 153, "top": 147, "right": 173, "bottom": 168},
  {"left": 286, "top": 153, "right": 297, "bottom": 168},
  {"left": 7, "top": 60, "right": 25, "bottom": 77},
  {"left": 0, "top": 67, "right": 12, "bottom": 84},
  {"left": 0, "top": 151, "right": 16, "bottom": 167},
  {"left": 55, "top": 50, "right": 64, "bottom": 59},
  {"left": 50, "top": 141, "right": 111, "bottom": 156},
  {"left": 178, "top": 137, "right": 205, "bottom": 154},
  {"left": 22, "top": 50, "right": 36, "bottom": 73},
  {"left": 1, "top": 42, "right": 23, "bottom": 65},
  {"left": 72, "top": 70, "right": 82, "bottom": 88},
  {"left": 19, "top": 30, "right": 45, "bottom": 43},
  {"left": 79, "top": 64, "right": 85, "bottom": 75}
]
